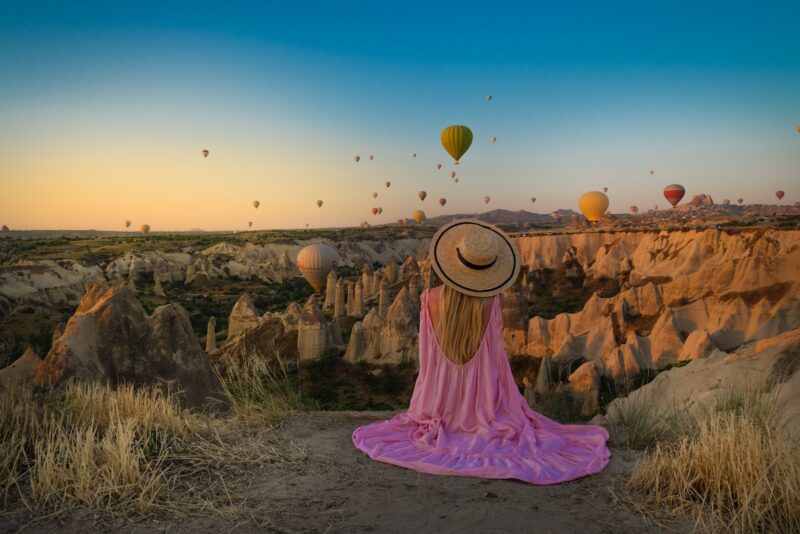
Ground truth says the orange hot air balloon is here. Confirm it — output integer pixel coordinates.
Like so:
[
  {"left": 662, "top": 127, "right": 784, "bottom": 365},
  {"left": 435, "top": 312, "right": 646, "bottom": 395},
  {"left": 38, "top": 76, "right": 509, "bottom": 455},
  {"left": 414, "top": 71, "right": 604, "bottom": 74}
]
[
  {"left": 296, "top": 244, "right": 339, "bottom": 292},
  {"left": 578, "top": 191, "right": 610, "bottom": 222},
  {"left": 412, "top": 209, "right": 426, "bottom": 223},
  {"left": 663, "top": 184, "right": 686, "bottom": 207},
  {"left": 776, "top": 190, "right": 785, "bottom": 201},
  {"left": 418, "top": 191, "right": 427, "bottom": 201},
  {"left": 370, "top": 208, "right": 378, "bottom": 216},
  {"left": 201, "top": 149, "right": 209, "bottom": 158},
  {"left": 439, "top": 198, "right": 447, "bottom": 206},
  {"left": 140, "top": 224, "right": 151, "bottom": 234}
]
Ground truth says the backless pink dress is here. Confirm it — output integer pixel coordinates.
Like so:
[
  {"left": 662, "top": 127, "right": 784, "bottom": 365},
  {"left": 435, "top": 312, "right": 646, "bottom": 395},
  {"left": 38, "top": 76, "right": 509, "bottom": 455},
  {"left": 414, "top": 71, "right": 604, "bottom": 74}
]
[{"left": 352, "top": 287, "right": 611, "bottom": 485}]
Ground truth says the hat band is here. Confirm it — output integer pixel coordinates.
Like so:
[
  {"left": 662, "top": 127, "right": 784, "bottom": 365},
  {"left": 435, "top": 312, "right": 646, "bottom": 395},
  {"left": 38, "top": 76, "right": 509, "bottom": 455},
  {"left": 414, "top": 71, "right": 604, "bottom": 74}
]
[{"left": 456, "top": 247, "right": 497, "bottom": 270}]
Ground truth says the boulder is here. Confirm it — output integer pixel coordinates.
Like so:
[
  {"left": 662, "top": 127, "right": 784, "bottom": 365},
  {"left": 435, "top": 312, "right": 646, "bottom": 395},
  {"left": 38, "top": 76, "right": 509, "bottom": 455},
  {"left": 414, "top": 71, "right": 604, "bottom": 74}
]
[
  {"left": 0, "top": 347, "right": 42, "bottom": 385},
  {"left": 227, "top": 293, "right": 261, "bottom": 341}
]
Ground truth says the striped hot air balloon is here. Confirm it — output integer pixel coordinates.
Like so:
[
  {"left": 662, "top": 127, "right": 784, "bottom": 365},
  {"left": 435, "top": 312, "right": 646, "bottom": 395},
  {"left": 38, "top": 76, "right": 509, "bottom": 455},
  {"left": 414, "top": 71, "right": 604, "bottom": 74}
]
[
  {"left": 296, "top": 244, "right": 339, "bottom": 292},
  {"left": 440, "top": 125, "right": 473, "bottom": 165},
  {"left": 663, "top": 184, "right": 686, "bottom": 207}
]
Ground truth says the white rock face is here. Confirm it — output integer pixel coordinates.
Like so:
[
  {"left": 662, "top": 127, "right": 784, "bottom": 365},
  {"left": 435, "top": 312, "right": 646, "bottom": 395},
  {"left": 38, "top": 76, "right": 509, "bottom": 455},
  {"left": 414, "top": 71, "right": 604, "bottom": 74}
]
[
  {"left": 226, "top": 294, "right": 261, "bottom": 341},
  {"left": 297, "top": 296, "right": 333, "bottom": 361},
  {"left": 0, "top": 260, "right": 105, "bottom": 311},
  {"left": 0, "top": 347, "right": 42, "bottom": 385}
]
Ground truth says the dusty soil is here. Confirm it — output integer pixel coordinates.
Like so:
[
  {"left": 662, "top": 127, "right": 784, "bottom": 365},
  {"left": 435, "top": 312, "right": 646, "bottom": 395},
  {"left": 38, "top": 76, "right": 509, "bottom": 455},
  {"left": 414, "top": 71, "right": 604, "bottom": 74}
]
[{"left": 1, "top": 411, "right": 692, "bottom": 533}]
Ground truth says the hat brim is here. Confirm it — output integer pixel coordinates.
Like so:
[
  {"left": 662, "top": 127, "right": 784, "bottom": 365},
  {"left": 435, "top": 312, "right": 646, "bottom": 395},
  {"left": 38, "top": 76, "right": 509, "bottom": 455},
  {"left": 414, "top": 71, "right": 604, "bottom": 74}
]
[{"left": 429, "top": 219, "right": 521, "bottom": 297}]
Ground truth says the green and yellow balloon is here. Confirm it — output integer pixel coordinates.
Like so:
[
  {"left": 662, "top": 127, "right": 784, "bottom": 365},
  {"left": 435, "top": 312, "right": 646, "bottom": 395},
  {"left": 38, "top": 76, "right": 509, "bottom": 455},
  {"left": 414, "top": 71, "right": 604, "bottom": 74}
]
[{"left": 440, "top": 125, "right": 473, "bottom": 165}]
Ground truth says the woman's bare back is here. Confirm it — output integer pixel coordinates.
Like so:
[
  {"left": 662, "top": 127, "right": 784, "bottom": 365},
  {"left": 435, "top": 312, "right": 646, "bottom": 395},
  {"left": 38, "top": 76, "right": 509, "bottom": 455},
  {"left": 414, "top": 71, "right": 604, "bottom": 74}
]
[{"left": 426, "top": 285, "right": 494, "bottom": 365}]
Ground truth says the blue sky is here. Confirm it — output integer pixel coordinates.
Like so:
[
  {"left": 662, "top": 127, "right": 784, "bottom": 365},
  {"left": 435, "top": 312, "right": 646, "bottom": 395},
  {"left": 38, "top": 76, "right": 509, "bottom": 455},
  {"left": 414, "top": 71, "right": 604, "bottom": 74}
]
[{"left": 1, "top": 1, "right": 798, "bottom": 230}]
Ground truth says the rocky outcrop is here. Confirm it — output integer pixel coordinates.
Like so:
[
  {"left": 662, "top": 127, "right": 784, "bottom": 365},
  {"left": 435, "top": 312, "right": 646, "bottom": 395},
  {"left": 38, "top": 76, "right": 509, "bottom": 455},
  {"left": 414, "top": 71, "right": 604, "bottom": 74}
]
[
  {"left": 297, "top": 296, "right": 334, "bottom": 361},
  {"left": 0, "top": 260, "right": 104, "bottom": 312},
  {"left": 33, "top": 283, "right": 231, "bottom": 412},
  {"left": 601, "top": 328, "right": 800, "bottom": 441},
  {"left": 206, "top": 317, "right": 217, "bottom": 352},
  {"left": 0, "top": 347, "right": 42, "bottom": 385}
]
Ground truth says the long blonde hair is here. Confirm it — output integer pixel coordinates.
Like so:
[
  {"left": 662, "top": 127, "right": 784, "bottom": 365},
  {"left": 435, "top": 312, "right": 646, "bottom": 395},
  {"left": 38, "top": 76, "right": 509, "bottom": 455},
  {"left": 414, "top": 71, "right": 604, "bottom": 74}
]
[{"left": 436, "top": 284, "right": 491, "bottom": 364}]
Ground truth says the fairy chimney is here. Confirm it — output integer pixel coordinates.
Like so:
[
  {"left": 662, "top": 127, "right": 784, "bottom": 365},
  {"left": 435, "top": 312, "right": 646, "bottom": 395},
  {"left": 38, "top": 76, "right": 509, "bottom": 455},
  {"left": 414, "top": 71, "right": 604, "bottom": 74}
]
[
  {"left": 205, "top": 316, "right": 217, "bottom": 352},
  {"left": 323, "top": 270, "right": 337, "bottom": 309},
  {"left": 334, "top": 278, "right": 346, "bottom": 318},
  {"left": 378, "top": 276, "right": 390, "bottom": 316},
  {"left": 352, "top": 279, "right": 364, "bottom": 317},
  {"left": 346, "top": 281, "right": 356, "bottom": 316},
  {"left": 297, "top": 296, "right": 330, "bottom": 360},
  {"left": 153, "top": 270, "right": 166, "bottom": 297}
]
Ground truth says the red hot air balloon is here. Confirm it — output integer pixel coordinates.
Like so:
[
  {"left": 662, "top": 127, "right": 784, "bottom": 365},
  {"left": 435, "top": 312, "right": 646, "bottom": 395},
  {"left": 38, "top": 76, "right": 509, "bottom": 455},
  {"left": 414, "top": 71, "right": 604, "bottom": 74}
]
[
  {"left": 418, "top": 191, "right": 427, "bottom": 201},
  {"left": 663, "top": 184, "right": 686, "bottom": 207},
  {"left": 438, "top": 198, "right": 447, "bottom": 206},
  {"left": 371, "top": 208, "right": 378, "bottom": 216},
  {"left": 776, "top": 190, "right": 785, "bottom": 201}
]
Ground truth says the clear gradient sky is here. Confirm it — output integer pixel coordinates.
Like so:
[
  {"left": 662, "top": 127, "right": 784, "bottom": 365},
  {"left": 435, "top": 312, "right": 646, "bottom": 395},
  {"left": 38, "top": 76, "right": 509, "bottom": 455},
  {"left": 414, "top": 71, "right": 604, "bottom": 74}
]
[{"left": 1, "top": 1, "right": 798, "bottom": 230}]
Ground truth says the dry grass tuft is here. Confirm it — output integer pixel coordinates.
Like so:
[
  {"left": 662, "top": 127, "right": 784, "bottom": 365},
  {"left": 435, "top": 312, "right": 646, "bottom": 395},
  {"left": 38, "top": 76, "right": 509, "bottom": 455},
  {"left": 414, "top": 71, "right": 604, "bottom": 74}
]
[{"left": 627, "top": 383, "right": 800, "bottom": 533}]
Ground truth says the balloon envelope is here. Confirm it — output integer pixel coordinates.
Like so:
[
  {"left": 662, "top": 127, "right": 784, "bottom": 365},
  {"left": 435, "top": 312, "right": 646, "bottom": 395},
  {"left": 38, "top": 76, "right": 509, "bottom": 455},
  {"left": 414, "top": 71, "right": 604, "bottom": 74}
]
[
  {"left": 602, "top": 187, "right": 608, "bottom": 193},
  {"left": 201, "top": 149, "right": 209, "bottom": 158},
  {"left": 491, "top": 136, "right": 496, "bottom": 143},
  {"left": 248, "top": 221, "right": 253, "bottom": 227},
  {"left": 124, "top": 220, "right": 131, "bottom": 228},
  {"left": 140, "top": 224, "right": 151, "bottom": 233},
  {"left": 317, "top": 200, "right": 323, "bottom": 207},
  {"left": 486, "top": 95, "right": 492, "bottom": 101},
  {"left": 776, "top": 190, "right": 785, "bottom": 200},
  {"left": 450, "top": 171, "right": 456, "bottom": 178},
  {"left": 440, "top": 125, "right": 473, "bottom": 164},
  {"left": 483, "top": 196, "right": 490, "bottom": 204},
  {"left": 436, "top": 163, "right": 442, "bottom": 170},
  {"left": 578, "top": 191, "right": 610, "bottom": 222},
  {"left": 371, "top": 208, "right": 378, "bottom": 216},
  {"left": 372, "top": 192, "right": 378, "bottom": 198},
  {"left": 663, "top": 184, "right": 686, "bottom": 207},
  {"left": 412, "top": 209, "right": 426, "bottom": 223},
  {"left": 354, "top": 155, "right": 360, "bottom": 162},
  {"left": 439, "top": 198, "right": 447, "bottom": 206},
  {"left": 531, "top": 197, "right": 536, "bottom": 203},
  {"left": 737, "top": 198, "right": 744, "bottom": 204},
  {"left": 385, "top": 181, "right": 391, "bottom": 188},
  {"left": 378, "top": 207, "right": 383, "bottom": 214},
  {"left": 296, "top": 244, "right": 339, "bottom": 292},
  {"left": 418, "top": 191, "right": 427, "bottom": 201},
  {"left": 369, "top": 154, "right": 374, "bottom": 160},
  {"left": 253, "top": 200, "right": 260, "bottom": 209}
]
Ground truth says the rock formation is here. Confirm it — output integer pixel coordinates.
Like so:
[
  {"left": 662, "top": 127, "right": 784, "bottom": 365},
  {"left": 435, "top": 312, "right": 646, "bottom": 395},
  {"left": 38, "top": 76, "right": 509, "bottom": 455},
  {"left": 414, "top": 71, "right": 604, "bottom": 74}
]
[
  {"left": 378, "top": 276, "right": 389, "bottom": 316},
  {"left": 334, "top": 278, "right": 346, "bottom": 318},
  {"left": 33, "top": 283, "right": 231, "bottom": 412},
  {"left": 227, "top": 293, "right": 261, "bottom": 341},
  {"left": 206, "top": 317, "right": 217, "bottom": 352},
  {"left": 351, "top": 280, "right": 364, "bottom": 317},
  {"left": 297, "top": 296, "right": 332, "bottom": 360},
  {"left": 0, "top": 260, "right": 105, "bottom": 313},
  {"left": 153, "top": 270, "right": 166, "bottom": 296},
  {"left": 0, "top": 347, "right": 42, "bottom": 385},
  {"left": 323, "top": 270, "right": 337, "bottom": 309}
]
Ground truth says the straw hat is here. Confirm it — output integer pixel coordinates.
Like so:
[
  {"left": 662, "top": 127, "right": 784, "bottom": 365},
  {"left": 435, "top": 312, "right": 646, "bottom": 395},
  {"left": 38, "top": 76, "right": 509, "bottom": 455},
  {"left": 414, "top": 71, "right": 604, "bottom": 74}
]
[{"left": 429, "top": 219, "right": 520, "bottom": 297}]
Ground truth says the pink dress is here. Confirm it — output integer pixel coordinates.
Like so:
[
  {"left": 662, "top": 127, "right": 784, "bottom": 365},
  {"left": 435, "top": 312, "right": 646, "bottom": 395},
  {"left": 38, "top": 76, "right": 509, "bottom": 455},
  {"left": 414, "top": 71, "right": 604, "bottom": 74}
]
[{"left": 352, "top": 288, "right": 611, "bottom": 485}]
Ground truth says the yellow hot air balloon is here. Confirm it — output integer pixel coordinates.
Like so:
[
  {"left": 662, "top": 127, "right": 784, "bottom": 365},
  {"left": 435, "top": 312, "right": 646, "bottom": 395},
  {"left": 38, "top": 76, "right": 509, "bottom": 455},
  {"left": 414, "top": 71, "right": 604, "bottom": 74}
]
[
  {"left": 253, "top": 200, "right": 260, "bottom": 209},
  {"left": 296, "top": 244, "right": 339, "bottom": 292},
  {"left": 441, "top": 125, "right": 473, "bottom": 164},
  {"left": 317, "top": 200, "right": 323, "bottom": 208},
  {"left": 412, "top": 209, "right": 426, "bottom": 223},
  {"left": 578, "top": 191, "right": 609, "bottom": 223},
  {"left": 140, "top": 224, "right": 151, "bottom": 234}
]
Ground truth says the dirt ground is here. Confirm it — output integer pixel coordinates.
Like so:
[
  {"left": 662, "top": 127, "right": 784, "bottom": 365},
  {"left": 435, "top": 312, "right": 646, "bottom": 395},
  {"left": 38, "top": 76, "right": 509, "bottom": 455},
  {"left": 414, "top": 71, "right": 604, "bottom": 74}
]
[{"left": 1, "top": 411, "right": 692, "bottom": 534}]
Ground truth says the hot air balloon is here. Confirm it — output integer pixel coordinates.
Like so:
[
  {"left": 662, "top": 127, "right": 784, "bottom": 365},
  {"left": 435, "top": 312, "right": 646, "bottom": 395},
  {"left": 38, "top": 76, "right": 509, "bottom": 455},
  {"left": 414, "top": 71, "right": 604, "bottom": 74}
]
[
  {"left": 450, "top": 171, "right": 456, "bottom": 178},
  {"left": 663, "top": 184, "right": 686, "bottom": 207},
  {"left": 369, "top": 154, "right": 374, "bottom": 160},
  {"left": 722, "top": 199, "right": 730, "bottom": 206},
  {"left": 201, "top": 149, "right": 209, "bottom": 158},
  {"left": 436, "top": 163, "right": 442, "bottom": 170},
  {"left": 140, "top": 224, "right": 151, "bottom": 234},
  {"left": 796, "top": 125, "right": 800, "bottom": 134},
  {"left": 124, "top": 220, "right": 131, "bottom": 229},
  {"left": 378, "top": 207, "right": 383, "bottom": 214},
  {"left": 454, "top": 178, "right": 459, "bottom": 183},
  {"left": 316, "top": 200, "right": 323, "bottom": 208},
  {"left": 418, "top": 191, "right": 427, "bottom": 201},
  {"left": 630, "top": 205, "right": 639, "bottom": 214},
  {"left": 385, "top": 181, "right": 391, "bottom": 188},
  {"left": 396, "top": 218, "right": 405, "bottom": 226},
  {"left": 737, "top": 198, "right": 744, "bottom": 205},
  {"left": 412, "top": 210, "right": 426, "bottom": 223},
  {"left": 491, "top": 136, "right": 497, "bottom": 143},
  {"left": 486, "top": 95, "right": 492, "bottom": 102},
  {"left": 531, "top": 197, "right": 536, "bottom": 203},
  {"left": 354, "top": 155, "right": 360, "bottom": 162},
  {"left": 296, "top": 244, "right": 339, "bottom": 292},
  {"left": 649, "top": 169, "right": 655, "bottom": 175},
  {"left": 371, "top": 208, "right": 378, "bottom": 216},
  {"left": 776, "top": 190, "right": 785, "bottom": 201},
  {"left": 248, "top": 221, "right": 253, "bottom": 228},
  {"left": 253, "top": 200, "right": 260, "bottom": 209},
  {"left": 439, "top": 198, "right": 447, "bottom": 206},
  {"left": 578, "top": 191, "right": 610, "bottom": 223},
  {"left": 602, "top": 187, "right": 608, "bottom": 193},
  {"left": 372, "top": 192, "right": 378, "bottom": 198},
  {"left": 306, "top": 223, "right": 309, "bottom": 228},
  {"left": 483, "top": 196, "right": 491, "bottom": 204},
  {"left": 412, "top": 152, "right": 417, "bottom": 158},
  {"left": 441, "top": 125, "right": 473, "bottom": 164}
]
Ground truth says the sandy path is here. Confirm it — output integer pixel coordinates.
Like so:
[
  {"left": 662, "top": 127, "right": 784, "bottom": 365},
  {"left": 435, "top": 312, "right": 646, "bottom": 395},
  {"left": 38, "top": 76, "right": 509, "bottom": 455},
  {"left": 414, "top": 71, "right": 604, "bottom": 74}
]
[{"left": 2, "top": 411, "right": 690, "bottom": 533}]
